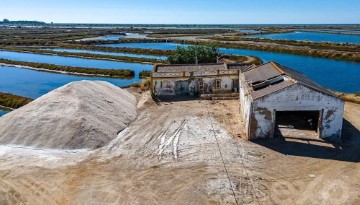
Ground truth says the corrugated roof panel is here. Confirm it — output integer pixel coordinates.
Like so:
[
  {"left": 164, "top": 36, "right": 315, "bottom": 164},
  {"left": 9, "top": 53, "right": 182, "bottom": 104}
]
[
  {"left": 244, "top": 63, "right": 282, "bottom": 83},
  {"left": 250, "top": 80, "right": 295, "bottom": 99},
  {"left": 273, "top": 62, "right": 338, "bottom": 97}
]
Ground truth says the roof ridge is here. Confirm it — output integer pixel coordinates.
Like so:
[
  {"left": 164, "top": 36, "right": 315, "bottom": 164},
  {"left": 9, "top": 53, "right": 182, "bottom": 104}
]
[
  {"left": 275, "top": 63, "right": 338, "bottom": 98},
  {"left": 270, "top": 61, "right": 285, "bottom": 74}
]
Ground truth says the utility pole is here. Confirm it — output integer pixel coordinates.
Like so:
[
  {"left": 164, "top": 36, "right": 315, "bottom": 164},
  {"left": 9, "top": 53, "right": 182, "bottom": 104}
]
[{"left": 195, "top": 50, "right": 198, "bottom": 65}]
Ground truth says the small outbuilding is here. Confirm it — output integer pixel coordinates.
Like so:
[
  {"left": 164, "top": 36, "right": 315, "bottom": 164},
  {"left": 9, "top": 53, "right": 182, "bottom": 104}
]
[{"left": 239, "top": 62, "right": 344, "bottom": 140}]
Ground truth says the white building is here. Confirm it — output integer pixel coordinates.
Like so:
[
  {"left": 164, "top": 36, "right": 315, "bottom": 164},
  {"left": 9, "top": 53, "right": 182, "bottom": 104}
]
[{"left": 239, "top": 62, "right": 344, "bottom": 140}]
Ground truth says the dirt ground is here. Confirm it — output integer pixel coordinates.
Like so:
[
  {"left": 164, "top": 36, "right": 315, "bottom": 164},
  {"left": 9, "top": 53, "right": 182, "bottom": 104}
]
[{"left": 0, "top": 89, "right": 359, "bottom": 205}]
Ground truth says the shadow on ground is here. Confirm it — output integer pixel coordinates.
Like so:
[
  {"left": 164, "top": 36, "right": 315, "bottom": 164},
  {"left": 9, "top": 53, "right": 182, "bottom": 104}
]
[
  {"left": 155, "top": 96, "right": 199, "bottom": 102},
  {"left": 253, "top": 119, "right": 360, "bottom": 163}
]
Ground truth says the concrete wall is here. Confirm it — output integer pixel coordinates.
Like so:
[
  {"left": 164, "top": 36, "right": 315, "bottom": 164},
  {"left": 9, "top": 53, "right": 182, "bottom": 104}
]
[
  {"left": 239, "top": 73, "right": 252, "bottom": 137},
  {"left": 154, "top": 80, "right": 176, "bottom": 96},
  {"left": 248, "top": 84, "right": 344, "bottom": 140}
]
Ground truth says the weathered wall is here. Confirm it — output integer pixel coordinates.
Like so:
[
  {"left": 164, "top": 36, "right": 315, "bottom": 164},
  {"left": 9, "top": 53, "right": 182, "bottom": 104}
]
[
  {"left": 154, "top": 76, "right": 238, "bottom": 96},
  {"left": 220, "top": 77, "right": 233, "bottom": 91},
  {"left": 249, "top": 84, "right": 344, "bottom": 140},
  {"left": 154, "top": 80, "right": 176, "bottom": 95},
  {"left": 239, "top": 73, "right": 252, "bottom": 137},
  {"left": 202, "top": 78, "right": 216, "bottom": 94}
]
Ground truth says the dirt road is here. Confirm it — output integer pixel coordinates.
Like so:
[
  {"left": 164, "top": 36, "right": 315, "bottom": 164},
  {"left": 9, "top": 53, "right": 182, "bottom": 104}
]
[{"left": 0, "top": 91, "right": 359, "bottom": 204}]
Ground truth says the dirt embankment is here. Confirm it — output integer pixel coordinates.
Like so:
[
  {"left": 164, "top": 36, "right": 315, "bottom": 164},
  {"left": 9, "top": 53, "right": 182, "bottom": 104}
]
[
  {"left": 0, "top": 81, "right": 137, "bottom": 150},
  {"left": 0, "top": 85, "right": 358, "bottom": 204}
]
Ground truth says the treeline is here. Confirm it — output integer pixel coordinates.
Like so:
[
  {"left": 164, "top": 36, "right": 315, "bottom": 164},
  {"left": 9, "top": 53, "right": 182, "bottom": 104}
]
[
  {"left": 0, "top": 59, "right": 135, "bottom": 78},
  {"left": 167, "top": 45, "right": 219, "bottom": 64},
  {"left": 0, "top": 92, "right": 33, "bottom": 109},
  {"left": 0, "top": 19, "right": 46, "bottom": 25}
]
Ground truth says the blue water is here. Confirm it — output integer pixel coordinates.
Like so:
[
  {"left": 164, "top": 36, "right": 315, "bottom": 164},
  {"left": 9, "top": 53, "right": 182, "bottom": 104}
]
[
  {"left": 43, "top": 48, "right": 166, "bottom": 60},
  {"left": 219, "top": 48, "right": 360, "bottom": 93},
  {"left": 98, "top": 42, "right": 360, "bottom": 92},
  {"left": 0, "top": 109, "right": 9, "bottom": 117},
  {"left": 1, "top": 42, "right": 360, "bottom": 98},
  {"left": 248, "top": 31, "right": 360, "bottom": 44},
  {"left": 0, "top": 50, "right": 153, "bottom": 76},
  {"left": 102, "top": 42, "right": 187, "bottom": 50},
  {"left": 0, "top": 65, "right": 142, "bottom": 99}
]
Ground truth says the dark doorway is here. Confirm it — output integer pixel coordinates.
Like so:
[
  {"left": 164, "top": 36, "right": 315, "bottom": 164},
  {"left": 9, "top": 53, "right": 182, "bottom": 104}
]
[
  {"left": 175, "top": 81, "right": 189, "bottom": 95},
  {"left": 275, "top": 111, "right": 320, "bottom": 138}
]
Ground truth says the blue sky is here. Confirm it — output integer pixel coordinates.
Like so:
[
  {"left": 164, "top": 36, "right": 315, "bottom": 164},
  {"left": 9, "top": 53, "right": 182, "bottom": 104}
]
[{"left": 1, "top": 0, "right": 359, "bottom": 24}]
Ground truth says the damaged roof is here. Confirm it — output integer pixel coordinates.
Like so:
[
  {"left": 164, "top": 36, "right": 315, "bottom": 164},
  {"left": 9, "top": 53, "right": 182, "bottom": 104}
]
[{"left": 243, "top": 61, "right": 338, "bottom": 99}]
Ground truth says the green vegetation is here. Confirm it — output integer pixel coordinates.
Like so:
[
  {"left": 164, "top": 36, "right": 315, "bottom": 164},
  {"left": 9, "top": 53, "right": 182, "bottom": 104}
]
[
  {"left": 0, "top": 59, "right": 135, "bottom": 78},
  {"left": 167, "top": 45, "right": 219, "bottom": 64},
  {"left": 0, "top": 92, "right": 33, "bottom": 109},
  {"left": 0, "top": 19, "right": 46, "bottom": 25},
  {"left": 139, "top": 70, "right": 152, "bottom": 78},
  {"left": 132, "top": 78, "right": 152, "bottom": 91}
]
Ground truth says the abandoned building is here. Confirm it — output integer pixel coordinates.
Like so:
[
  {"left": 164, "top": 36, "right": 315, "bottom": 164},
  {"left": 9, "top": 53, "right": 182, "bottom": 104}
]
[
  {"left": 151, "top": 63, "right": 249, "bottom": 99},
  {"left": 239, "top": 62, "right": 344, "bottom": 140},
  {"left": 151, "top": 61, "right": 344, "bottom": 140}
]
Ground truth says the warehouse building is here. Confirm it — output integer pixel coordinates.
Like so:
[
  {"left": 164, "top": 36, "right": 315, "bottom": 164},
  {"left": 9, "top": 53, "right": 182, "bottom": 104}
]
[{"left": 239, "top": 62, "right": 344, "bottom": 140}]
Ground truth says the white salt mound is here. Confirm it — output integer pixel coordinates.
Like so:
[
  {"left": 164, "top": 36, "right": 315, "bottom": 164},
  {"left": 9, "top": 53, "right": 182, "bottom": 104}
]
[{"left": 0, "top": 81, "right": 137, "bottom": 150}]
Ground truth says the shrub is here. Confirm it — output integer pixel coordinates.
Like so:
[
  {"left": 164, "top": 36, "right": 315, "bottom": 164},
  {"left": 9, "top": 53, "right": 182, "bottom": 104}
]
[
  {"left": 167, "top": 45, "right": 219, "bottom": 64},
  {"left": 0, "top": 93, "right": 33, "bottom": 109}
]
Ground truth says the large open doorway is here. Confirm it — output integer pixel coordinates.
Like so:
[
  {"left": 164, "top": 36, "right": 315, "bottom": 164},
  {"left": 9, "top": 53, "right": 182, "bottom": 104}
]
[{"left": 274, "top": 110, "right": 321, "bottom": 139}]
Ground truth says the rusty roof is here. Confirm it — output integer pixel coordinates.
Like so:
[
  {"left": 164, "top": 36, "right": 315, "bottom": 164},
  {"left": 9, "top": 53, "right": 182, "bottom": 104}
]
[{"left": 243, "top": 62, "right": 338, "bottom": 100}]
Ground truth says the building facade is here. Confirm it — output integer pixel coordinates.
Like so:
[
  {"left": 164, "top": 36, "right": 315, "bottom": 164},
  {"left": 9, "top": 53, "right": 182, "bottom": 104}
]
[
  {"left": 152, "top": 63, "right": 249, "bottom": 97},
  {"left": 239, "top": 62, "right": 344, "bottom": 140}
]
